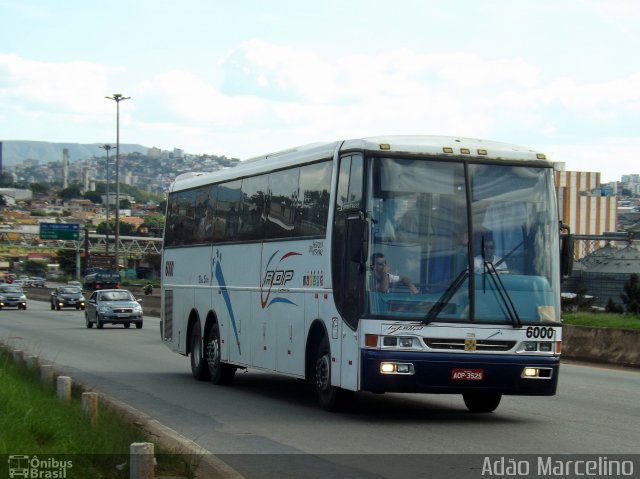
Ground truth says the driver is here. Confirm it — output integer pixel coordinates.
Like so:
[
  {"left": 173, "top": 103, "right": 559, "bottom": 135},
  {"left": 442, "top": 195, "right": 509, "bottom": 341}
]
[{"left": 371, "top": 253, "right": 419, "bottom": 294}]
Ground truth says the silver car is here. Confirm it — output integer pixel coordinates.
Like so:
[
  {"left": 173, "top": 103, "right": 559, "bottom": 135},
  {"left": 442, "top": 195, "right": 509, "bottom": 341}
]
[
  {"left": 85, "top": 289, "right": 143, "bottom": 329},
  {"left": 51, "top": 286, "right": 86, "bottom": 310},
  {"left": 0, "top": 285, "right": 27, "bottom": 310},
  {"left": 29, "top": 277, "right": 47, "bottom": 288}
]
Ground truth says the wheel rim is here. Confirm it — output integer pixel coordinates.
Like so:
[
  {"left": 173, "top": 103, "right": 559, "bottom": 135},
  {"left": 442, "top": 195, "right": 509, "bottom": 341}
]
[
  {"left": 316, "top": 354, "right": 330, "bottom": 391},
  {"left": 206, "top": 332, "right": 220, "bottom": 369},
  {"left": 192, "top": 329, "right": 202, "bottom": 367}
]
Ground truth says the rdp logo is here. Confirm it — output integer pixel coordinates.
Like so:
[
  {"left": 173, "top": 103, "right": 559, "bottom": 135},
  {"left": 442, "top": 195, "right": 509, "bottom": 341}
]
[{"left": 263, "top": 270, "right": 294, "bottom": 287}]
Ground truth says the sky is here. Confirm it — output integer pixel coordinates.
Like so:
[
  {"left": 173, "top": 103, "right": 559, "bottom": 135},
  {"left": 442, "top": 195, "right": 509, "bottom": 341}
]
[{"left": 1, "top": 0, "right": 639, "bottom": 182}]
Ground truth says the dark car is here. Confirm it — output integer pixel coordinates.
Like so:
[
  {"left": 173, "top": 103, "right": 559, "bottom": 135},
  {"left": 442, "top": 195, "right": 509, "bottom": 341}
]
[
  {"left": 0, "top": 285, "right": 27, "bottom": 310},
  {"left": 51, "top": 286, "right": 86, "bottom": 310},
  {"left": 85, "top": 289, "right": 143, "bottom": 329}
]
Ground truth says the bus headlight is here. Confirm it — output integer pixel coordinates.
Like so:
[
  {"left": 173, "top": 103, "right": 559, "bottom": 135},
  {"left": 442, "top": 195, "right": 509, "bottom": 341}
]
[
  {"left": 519, "top": 341, "right": 558, "bottom": 354},
  {"left": 381, "top": 336, "right": 418, "bottom": 349},
  {"left": 365, "top": 334, "right": 423, "bottom": 350}
]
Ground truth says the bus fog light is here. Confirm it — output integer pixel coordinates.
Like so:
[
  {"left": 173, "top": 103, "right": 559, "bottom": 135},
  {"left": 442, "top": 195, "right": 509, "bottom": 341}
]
[
  {"left": 380, "top": 363, "right": 395, "bottom": 373},
  {"left": 380, "top": 362, "right": 414, "bottom": 375},
  {"left": 522, "top": 367, "right": 553, "bottom": 379}
]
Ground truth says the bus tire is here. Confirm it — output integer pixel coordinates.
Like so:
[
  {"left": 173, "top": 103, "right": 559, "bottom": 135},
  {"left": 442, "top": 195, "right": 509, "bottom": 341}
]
[
  {"left": 206, "top": 322, "right": 236, "bottom": 385},
  {"left": 315, "top": 337, "right": 353, "bottom": 412},
  {"left": 190, "top": 320, "right": 210, "bottom": 381},
  {"left": 463, "top": 393, "right": 501, "bottom": 413}
]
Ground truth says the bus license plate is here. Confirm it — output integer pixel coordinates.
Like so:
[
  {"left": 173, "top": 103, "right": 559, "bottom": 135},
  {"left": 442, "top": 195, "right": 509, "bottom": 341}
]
[{"left": 451, "top": 369, "right": 484, "bottom": 381}]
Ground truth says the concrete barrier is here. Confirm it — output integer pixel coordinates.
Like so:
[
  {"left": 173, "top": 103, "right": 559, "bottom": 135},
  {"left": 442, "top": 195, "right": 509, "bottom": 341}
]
[{"left": 562, "top": 325, "right": 640, "bottom": 368}]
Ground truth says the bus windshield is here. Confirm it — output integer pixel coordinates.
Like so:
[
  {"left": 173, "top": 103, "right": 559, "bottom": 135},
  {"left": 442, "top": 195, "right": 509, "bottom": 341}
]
[{"left": 366, "top": 157, "right": 560, "bottom": 325}]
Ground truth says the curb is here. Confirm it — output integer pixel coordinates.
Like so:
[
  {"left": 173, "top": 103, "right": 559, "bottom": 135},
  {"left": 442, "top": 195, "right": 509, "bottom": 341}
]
[
  {"left": 0, "top": 341, "right": 244, "bottom": 479},
  {"left": 100, "top": 394, "right": 244, "bottom": 479}
]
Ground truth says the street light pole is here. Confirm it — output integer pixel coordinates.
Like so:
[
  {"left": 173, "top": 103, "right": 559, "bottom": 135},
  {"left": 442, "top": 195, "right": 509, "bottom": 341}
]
[
  {"left": 98, "top": 144, "right": 113, "bottom": 261},
  {"left": 105, "top": 93, "right": 131, "bottom": 272}
]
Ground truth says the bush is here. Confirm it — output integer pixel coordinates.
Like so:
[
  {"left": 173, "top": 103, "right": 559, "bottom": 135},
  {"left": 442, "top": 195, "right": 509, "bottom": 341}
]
[
  {"left": 621, "top": 273, "right": 640, "bottom": 314},
  {"left": 606, "top": 298, "right": 624, "bottom": 314}
]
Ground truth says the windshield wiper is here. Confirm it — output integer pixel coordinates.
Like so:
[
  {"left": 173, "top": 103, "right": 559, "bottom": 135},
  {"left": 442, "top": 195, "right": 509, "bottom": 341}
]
[
  {"left": 424, "top": 268, "right": 469, "bottom": 324},
  {"left": 482, "top": 261, "right": 522, "bottom": 328}
]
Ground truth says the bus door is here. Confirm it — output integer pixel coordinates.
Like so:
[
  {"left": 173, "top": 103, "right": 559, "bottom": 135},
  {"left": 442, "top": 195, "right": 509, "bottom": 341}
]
[{"left": 257, "top": 243, "right": 306, "bottom": 373}]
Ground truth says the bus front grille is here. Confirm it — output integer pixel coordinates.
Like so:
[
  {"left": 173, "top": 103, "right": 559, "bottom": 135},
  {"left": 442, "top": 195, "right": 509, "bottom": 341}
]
[{"left": 424, "top": 338, "right": 516, "bottom": 351}]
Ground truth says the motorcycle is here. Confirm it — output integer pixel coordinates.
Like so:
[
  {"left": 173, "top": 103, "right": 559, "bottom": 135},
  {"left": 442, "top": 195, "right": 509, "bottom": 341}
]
[{"left": 144, "top": 284, "right": 153, "bottom": 295}]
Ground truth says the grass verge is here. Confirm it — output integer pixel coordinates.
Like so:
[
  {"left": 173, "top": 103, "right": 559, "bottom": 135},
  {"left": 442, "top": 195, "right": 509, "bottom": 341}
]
[
  {"left": 0, "top": 347, "right": 198, "bottom": 478},
  {"left": 563, "top": 312, "right": 640, "bottom": 329}
]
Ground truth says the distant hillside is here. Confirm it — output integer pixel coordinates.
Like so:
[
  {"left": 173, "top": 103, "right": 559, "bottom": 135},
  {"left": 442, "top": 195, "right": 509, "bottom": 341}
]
[{"left": 0, "top": 140, "right": 149, "bottom": 165}]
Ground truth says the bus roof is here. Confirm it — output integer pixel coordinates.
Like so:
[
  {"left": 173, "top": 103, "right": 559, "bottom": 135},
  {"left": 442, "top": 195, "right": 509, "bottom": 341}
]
[{"left": 169, "top": 135, "right": 550, "bottom": 193}]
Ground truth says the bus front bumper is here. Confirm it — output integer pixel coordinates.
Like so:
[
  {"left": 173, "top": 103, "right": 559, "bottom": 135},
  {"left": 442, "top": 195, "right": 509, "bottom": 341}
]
[{"left": 360, "top": 350, "right": 559, "bottom": 396}]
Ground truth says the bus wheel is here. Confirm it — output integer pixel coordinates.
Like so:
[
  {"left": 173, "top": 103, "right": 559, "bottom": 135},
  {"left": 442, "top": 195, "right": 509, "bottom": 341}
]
[
  {"left": 205, "top": 322, "right": 236, "bottom": 385},
  {"left": 463, "top": 393, "right": 502, "bottom": 413},
  {"left": 315, "top": 337, "right": 353, "bottom": 412},
  {"left": 190, "top": 321, "right": 210, "bottom": 381}
]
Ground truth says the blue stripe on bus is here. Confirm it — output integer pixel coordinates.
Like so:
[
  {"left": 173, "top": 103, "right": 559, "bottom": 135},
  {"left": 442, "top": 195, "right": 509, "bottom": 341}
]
[{"left": 213, "top": 259, "right": 241, "bottom": 354}]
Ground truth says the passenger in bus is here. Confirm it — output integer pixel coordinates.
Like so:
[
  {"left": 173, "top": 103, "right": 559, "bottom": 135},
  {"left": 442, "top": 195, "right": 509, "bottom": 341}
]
[
  {"left": 195, "top": 206, "right": 215, "bottom": 241},
  {"left": 474, "top": 237, "right": 508, "bottom": 273},
  {"left": 371, "top": 253, "right": 419, "bottom": 294}
]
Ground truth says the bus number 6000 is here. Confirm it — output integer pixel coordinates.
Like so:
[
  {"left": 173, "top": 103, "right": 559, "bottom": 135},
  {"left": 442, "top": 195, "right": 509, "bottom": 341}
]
[{"left": 526, "top": 326, "right": 555, "bottom": 339}]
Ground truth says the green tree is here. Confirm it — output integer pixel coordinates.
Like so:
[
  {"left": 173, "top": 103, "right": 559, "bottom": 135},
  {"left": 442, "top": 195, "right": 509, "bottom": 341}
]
[
  {"left": 118, "top": 221, "right": 137, "bottom": 236},
  {"left": 24, "top": 260, "right": 47, "bottom": 277},
  {"left": 55, "top": 249, "right": 85, "bottom": 276},
  {"left": 96, "top": 220, "right": 136, "bottom": 236},
  {"left": 83, "top": 190, "right": 103, "bottom": 204},
  {"left": 606, "top": 298, "right": 624, "bottom": 314},
  {"left": 620, "top": 273, "right": 640, "bottom": 314},
  {"left": 96, "top": 221, "right": 116, "bottom": 235},
  {"left": 96, "top": 221, "right": 114, "bottom": 235},
  {"left": 140, "top": 215, "right": 165, "bottom": 237},
  {"left": 58, "top": 186, "right": 82, "bottom": 201},
  {"left": 30, "top": 182, "right": 49, "bottom": 195}
]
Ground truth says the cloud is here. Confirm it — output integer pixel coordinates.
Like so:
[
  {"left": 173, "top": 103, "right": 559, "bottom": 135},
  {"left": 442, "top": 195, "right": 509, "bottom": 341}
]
[
  {"left": 1, "top": 40, "right": 638, "bottom": 177},
  {"left": 0, "top": 53, "right": 120, "bottom": 115},
  {"left": 543, "top": 137, "right": 640, "bottom": 182}
]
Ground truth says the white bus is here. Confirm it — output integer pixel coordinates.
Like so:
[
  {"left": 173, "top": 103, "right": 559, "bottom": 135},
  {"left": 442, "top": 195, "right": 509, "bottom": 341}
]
[{"left": 161, "top": 136, "right": 570, "bottom": 412}]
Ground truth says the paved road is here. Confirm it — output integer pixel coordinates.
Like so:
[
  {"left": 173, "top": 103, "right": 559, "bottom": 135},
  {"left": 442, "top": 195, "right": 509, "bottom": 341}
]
[{"left": 2, "top": 298, "right": 639, "bottom": 478}]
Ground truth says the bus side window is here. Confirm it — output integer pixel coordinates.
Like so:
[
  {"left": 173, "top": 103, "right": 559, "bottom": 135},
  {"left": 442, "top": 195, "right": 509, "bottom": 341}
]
[{"left": 296, "top": 161, "right": 332, "bottom": 237}]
